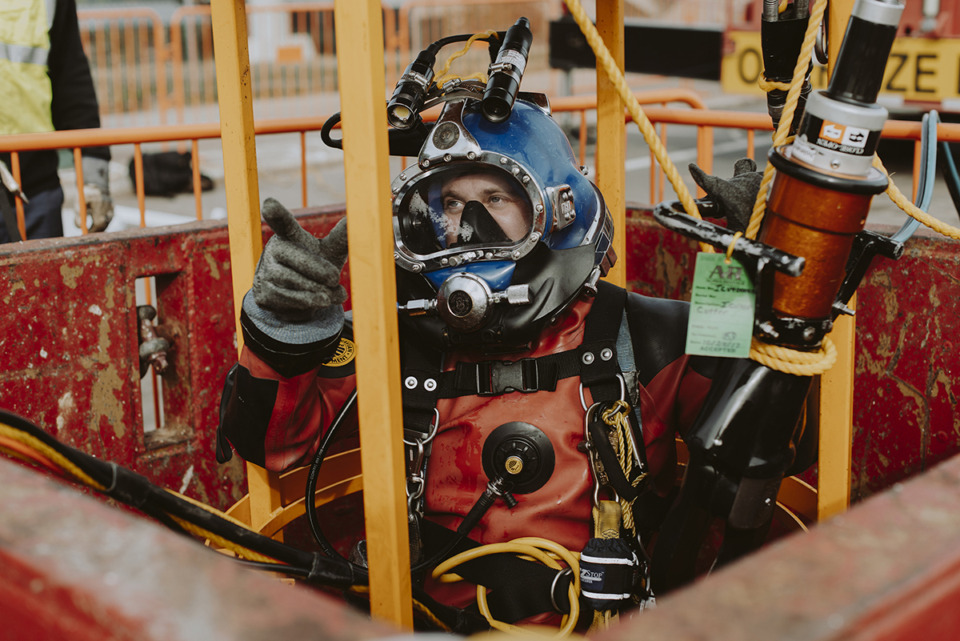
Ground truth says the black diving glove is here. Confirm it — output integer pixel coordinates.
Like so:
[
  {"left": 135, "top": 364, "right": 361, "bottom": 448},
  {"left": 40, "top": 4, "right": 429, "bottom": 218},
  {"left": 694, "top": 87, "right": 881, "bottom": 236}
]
[
  {"left": 252, "top": 198, "right": 349, "bottom": 323},
  {"left": 688, "top": 158, "right": 762, "bottom": 234}
]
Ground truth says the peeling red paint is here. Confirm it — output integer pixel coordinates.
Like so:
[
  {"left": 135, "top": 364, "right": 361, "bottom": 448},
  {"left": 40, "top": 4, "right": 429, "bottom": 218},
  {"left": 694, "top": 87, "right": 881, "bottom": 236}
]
[{"left": 0, "top": 208, "right": 345, "bottom": 511}]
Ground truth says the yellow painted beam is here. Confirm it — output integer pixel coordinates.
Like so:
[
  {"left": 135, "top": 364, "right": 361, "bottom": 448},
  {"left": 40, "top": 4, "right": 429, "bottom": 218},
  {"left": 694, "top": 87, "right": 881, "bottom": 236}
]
[
  {"left": 333, "top": 0, "right": 412, "bottom": 628},
  {"left": 209, "top": 0, "right": 284, "bottom": 534},
  {"left": 210, "top": 0, "right": 262, "bottom": 346},
  {"left": 818, "top": 303, "right": 855, "bottom": 519},
  {"left": 595, "top": 0, "right": 626, "bottom": 288},
  {"left": 818, "top": 0, "right": 857, "bottom": 520}
]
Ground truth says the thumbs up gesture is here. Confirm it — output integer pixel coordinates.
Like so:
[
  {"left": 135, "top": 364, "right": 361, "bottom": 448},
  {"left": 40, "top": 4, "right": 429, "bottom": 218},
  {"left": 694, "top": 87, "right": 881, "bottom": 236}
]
[{"left": 252, "top": 198, "right": 349, "bottom": 322}]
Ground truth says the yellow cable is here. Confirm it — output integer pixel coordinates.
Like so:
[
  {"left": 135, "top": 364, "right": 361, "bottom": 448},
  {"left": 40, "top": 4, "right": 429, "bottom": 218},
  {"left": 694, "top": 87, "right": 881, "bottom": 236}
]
[
  {"left": 166, "top": 514, "right": 279, "bottom": 563},
  {"left": 433, "top": 538, "right": 581, "bottom": 638},
  {"left": 746, "top": 0, "right": 826, "bottom": 241},
  {"left": 599, "top": 401, "right": 645, "bottom": 535},
  {"left": 435, "top": 30, "right": 497, "bottom": 88},
  {"left": 725, "top": 231, "right": 743, "bottom": 263},
  {"left": 0, "top": 423, "right": 105, "bottom": 490},
  {"left": 166, "top": 488, "right": 262, "bottom": 531},
  {"left": 0, "top": 422, "right": 292, "bottom": 566},
  {"left": 757, "top": 76, "right": 791, "bottom": 92},
  {"left": 874, "top": 157, "right": 960, "bottom": 240},
  {"left": 749, "top": 336, "right": 837, "bottom": 375}
]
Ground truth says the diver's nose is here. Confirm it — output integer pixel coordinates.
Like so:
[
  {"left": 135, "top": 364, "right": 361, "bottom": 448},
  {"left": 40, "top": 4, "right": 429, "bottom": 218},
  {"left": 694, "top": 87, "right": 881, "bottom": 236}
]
[{"left": 457, "top": 201, "right": 509, "bottom": 245}]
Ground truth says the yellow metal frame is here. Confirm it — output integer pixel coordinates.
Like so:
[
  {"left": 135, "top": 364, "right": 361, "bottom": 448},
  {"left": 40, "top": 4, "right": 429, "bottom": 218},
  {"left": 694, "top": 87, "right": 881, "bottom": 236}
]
[
  {"left": 596, "top": 0, "right": 626, "bottom": 288},
  {"left": 333, "top": 0, "right": 413, "bottom": 626},
  {"left": 209, "top": 0, "right": 287, "bottom": 537},
  {"left": 817, "top": 0, "right": 857, "bottom": 520}
]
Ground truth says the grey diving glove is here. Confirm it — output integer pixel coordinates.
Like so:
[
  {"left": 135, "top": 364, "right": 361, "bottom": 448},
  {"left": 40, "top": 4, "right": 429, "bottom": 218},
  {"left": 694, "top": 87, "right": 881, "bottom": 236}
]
[
  {"left": 688, "top": 157, "right": 762, "bottom": 234},
  {"left": 252, "top": 198, "right": 349, "bottom": 323}
]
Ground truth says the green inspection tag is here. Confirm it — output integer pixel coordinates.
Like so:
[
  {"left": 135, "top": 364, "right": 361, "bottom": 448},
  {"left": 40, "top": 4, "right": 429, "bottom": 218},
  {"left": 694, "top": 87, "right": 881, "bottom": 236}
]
[{"left": 685, "top": 252, "right": 756, "bottom": 358}]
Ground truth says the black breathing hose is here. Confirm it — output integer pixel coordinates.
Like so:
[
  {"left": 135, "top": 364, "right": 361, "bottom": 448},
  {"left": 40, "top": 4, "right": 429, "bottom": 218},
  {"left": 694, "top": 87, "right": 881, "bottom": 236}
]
[{"left": 305, "top": 387, "right": 360, "bottom": 562}]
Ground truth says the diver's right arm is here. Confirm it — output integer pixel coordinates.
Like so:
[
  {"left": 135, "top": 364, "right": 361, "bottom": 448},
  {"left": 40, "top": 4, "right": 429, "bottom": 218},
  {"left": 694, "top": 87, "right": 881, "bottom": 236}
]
[{"left": 216, "top": 200, "right": 353, "bottom": 471}]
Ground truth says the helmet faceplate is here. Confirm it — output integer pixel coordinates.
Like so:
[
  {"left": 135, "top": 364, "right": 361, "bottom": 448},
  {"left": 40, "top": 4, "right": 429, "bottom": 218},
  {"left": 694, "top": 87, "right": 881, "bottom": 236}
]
[{"left": 393, "top": 94, "right": 615, "bottom": 348}]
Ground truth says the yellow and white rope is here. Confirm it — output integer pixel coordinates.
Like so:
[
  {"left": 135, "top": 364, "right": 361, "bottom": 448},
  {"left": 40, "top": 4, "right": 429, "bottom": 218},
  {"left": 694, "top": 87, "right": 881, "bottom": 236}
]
[
  {"left": 599, "top": 401, "right": 646, "bottom": 535},
  {"left": 562, "top": 0, "right": 836, "bottom": 374}
]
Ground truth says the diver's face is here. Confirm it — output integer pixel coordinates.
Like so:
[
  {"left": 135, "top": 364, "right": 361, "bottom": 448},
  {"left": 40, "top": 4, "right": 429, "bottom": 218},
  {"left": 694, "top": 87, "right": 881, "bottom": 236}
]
[{"left": 440, "top": 173, "right": 531, "bottom": 243}]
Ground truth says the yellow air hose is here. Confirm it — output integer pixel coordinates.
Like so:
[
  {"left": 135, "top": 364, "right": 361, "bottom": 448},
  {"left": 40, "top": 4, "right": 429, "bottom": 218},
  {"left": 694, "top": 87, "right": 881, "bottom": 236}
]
[{"left": 433, "top": 537, "right": 581, "bottom": 637}]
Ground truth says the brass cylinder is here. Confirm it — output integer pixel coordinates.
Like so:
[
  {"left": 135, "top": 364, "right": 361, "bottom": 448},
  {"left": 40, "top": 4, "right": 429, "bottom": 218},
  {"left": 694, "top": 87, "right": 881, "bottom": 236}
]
[{"left": 760, "top": 171, "right": 875, "bottom": 320}]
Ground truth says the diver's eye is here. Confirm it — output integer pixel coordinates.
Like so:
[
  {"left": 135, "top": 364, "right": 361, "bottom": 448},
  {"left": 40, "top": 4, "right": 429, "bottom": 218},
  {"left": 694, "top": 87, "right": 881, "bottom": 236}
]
[{"left": 444, "top": 198, "right": 464, "bottom": 213}]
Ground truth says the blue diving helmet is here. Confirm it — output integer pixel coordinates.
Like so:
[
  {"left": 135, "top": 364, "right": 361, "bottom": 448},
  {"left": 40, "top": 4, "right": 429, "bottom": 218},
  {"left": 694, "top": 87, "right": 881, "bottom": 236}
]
[{"left": 393, "top": 89, "right": 616, "bottom": 348}]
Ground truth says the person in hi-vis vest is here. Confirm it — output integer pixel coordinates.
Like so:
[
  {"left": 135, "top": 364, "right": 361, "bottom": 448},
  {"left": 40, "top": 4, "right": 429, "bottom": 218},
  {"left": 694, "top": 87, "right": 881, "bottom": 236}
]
[{"left": 0, "top": 0, "right": 111, "bottom": 242}]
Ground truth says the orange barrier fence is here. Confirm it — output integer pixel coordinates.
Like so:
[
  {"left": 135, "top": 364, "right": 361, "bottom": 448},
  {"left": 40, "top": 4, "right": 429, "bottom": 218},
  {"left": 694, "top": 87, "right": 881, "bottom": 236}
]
[
  {"left": 78, "top": 1, "right": 562, "bottom": 125},
  {"left": 3, "top": 87, "right": 958, "bottom": 238},
  {"left": 78, "top": 8, "right": 171, "bottom": 126},
  {"left": 5, "top": 98, "right": 956, "bottom": 235},
  {"left": 0, "top": 90, "right": 715, "bottom": 235}
]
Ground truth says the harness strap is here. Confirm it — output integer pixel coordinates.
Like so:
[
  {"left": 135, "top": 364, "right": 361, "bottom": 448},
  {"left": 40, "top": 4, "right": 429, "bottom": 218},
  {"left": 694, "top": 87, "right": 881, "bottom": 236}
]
[
  {"left": 580, "top": 281, "right": 628, "bottom": 402},
  {"left": 399, "top": 282, "right": 649, "bottom": 473},
  {"left": 440, "top": 349, "right": 577, "bottom": 397},
  {"left": 400, "top": 333, "right": 444, "bottom": 438},
  {"left": 407, "top": 282, "right": 629, "bottom": 401}
]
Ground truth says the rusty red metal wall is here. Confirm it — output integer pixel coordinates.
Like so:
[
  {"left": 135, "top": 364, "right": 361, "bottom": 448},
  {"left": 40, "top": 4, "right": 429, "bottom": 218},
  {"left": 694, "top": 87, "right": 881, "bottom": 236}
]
[
  {"left": 598, "top": 451, "right": 960, "bottom": 641},
  {"left": 0, "top": 456, "right": 398, "bottom": 641},
  {"left": 0, "top": 209, "right": 344, "bottom": 511}
]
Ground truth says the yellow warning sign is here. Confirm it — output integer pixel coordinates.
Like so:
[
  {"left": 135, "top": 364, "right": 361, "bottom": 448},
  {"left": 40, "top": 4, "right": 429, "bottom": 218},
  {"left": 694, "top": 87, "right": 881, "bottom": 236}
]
[{"left": 721, "top": 31, "right": 960, "bottom": 103}]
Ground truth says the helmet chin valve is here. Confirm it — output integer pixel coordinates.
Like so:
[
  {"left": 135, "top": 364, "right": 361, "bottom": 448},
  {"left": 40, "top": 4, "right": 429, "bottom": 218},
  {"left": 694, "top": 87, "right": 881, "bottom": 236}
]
[
  {"left": 437, "top": 273, "right": 530, "bottom": 331},
  {"left": 398, "top": 272, "right": 531, "bottom": 332}
]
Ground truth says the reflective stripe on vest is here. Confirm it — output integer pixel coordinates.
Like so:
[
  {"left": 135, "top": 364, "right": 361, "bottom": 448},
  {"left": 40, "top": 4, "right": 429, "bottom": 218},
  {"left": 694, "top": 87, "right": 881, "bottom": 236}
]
[{"left": 0, "top": 0, "right": 56, "bottom": 135}]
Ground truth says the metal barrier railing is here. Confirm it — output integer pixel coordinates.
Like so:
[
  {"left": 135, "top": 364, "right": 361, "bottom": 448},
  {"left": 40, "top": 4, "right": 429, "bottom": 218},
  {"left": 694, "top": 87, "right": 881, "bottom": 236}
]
[
  {"left": 4, "top": 95, "right": 959, "bottom": 239},
  {"left": 78, "top": 1, "right": 563, "bottom": 125},
  {"left": 0, "top": 89, "right": 711, "bottom": 234},
  {"left": 78, "top": 8, "right": 171, "bottom": 126}
]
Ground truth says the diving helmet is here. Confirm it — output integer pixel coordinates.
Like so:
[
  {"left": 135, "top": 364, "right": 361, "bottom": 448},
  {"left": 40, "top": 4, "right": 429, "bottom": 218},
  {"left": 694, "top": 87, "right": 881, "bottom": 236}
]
[{"left": 393, "top": 91, "right": 616, "bottom": 348}]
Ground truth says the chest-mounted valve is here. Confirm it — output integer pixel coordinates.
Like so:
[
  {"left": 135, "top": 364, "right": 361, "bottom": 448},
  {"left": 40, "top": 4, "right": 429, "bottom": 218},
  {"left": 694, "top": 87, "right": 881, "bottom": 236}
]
[{"left": 482, "top": 422, "right": 555, "bottom": 494}]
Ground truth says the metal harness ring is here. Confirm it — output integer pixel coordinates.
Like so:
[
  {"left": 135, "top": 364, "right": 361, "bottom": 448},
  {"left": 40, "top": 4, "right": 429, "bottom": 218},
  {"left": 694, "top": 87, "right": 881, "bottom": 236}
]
[
  {"left": 579, "top": 373, "right": 627, "bottom": 412},
  {"left": 549, "top": 567, "right": 574, "bottom": 614},
  {"left": 403, "top": 408, "right": 441, "bottom": 447}
]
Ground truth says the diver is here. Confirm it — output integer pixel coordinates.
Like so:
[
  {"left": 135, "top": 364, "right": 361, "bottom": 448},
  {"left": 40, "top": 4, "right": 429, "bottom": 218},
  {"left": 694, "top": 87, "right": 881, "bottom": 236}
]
[{"left": 215, "top": 21, "right": 761, "bottom": 633}]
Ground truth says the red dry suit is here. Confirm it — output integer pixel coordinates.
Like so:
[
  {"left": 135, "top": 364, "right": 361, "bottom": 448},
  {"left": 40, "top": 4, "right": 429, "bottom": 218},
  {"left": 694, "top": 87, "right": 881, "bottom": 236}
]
[{"left": 217, "top": 281, "right": 714, "bottom": 610}]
